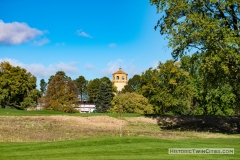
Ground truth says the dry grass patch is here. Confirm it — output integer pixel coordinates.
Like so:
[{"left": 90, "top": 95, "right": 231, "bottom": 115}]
[
  {"left": 0, "top": 116, "right": 125, "bottom": 142},
  {"left": 1, "top": 115, "right": 239, "bottom": 142},
  {"left": 125, "top": 117, "right": 157, "bottom": 124},
  {"left": 124, "top": 117, "right": 240, "bottom": 139},
  {"left": 123, "top": 117, "right": 160, "bottom": 137}
]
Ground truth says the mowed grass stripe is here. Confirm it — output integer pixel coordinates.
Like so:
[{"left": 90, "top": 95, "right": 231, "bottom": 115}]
[{"left": 0, "top": 137, "right": 239, "bottom": 160}]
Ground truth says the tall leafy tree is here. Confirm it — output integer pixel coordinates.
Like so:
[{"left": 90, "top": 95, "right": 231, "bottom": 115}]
[
  {"left": 44, "top": 72, "right": 78, "bottom": 113},
  {"left": 0, "top": 62, "right": 40, "bottom": 109},
  {"left": 95, "top": 82, "right": 113, "bottom": 113},
  {"left": 139, "top": 60, "right": 193, "bottom": 114},
  {"left": 151, "top": 0, "right": 240, "bottom": 115},
  {"left": 74, "top": 76, "right": 88, "bottom": 103},
  {"left": 181, "top": 54, "right": 236, "bottom": 115},
  {"left": 150, "top": 0, "right": 239, "bottom": 59}
]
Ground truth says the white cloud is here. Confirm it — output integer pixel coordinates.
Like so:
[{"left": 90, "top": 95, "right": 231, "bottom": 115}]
[
  {"left": 0, "top": 58, "right": 78, "bottom": 78},
  {"left": 101, "top": 59, "right": 141, "bottom": 78},
  {"left": 76, "top": 29, "right": 92, "bottom": 38},
  {"left": 101, "top": 59, "right": 123, "bottom": 76},
  {"left": 85, "top": 63, "right": 94, "bottom": 70},
  {"left": 33, "top": 38, "right": 50, "bottom": 46},
  {"left": 0, "top": 20, "right": 48, "bottom": 45},
  {"left": 56, "top": 62, "right": 78, "bottom": 74},
  {"left": 108, "top": 43, "right": 116, "bottom": 48},
  {"left": 55, "top": 42, "right": 65, "bottom": 46}
]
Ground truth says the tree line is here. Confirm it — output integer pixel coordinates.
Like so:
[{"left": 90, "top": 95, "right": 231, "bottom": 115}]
[
  {"left": 0, "top": 1, "right": 238, "bottom": 116},
  {"left": 0, "top": 62, "right": 150, "bottom": 114},
  {"left": 38, "top": 71, "right": 116, "bottom": 113}
]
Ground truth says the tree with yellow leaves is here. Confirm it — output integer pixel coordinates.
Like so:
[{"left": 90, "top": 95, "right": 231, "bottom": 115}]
[{"left": 44, "top": 72, "right": 79, "bottom": 113}]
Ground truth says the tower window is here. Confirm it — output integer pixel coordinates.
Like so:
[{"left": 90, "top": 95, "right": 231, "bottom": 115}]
[
  {"left": 122, "top": 76, "right": 124, "bottom": 80},
  {"left": 116, "top": 76, "right": 119, "bottom": 80}
]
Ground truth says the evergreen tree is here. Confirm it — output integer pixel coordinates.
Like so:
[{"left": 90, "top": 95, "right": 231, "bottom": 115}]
[
  {"left": 95, "top": 82, "right": 113, "bottom": 113},
  {"left": 40, "top": 79, "right": 47, "bottom": 95},
  {"left": 87, "top": 78, "right": 101, "bottom": 103},
  {"left": 87, "top": 77, "right": 116, "bottom": 104}
]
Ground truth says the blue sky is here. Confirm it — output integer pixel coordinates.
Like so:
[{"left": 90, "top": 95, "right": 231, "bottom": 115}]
[{"left": 0, "top": 0, "right": 172, "bottom": 87}]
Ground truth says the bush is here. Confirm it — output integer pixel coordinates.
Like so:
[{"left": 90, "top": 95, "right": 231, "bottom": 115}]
[{"left": 108, "top": 92, "right": 153, "bottom": 114}]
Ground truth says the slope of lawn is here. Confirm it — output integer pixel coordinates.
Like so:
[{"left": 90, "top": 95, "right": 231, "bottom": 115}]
[
  {"left": 0, "top": 108, "right": 239, "bottom": 160},
  {"left": 0, "top": 137, "right": 239, "bottom": 160}
]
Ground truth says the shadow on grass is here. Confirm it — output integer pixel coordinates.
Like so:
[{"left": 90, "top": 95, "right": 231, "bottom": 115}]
[{"left": 144, "top": 114, "right": 240, "bottom": 134}]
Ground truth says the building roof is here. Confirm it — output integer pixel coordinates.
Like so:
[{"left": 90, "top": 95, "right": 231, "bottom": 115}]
[{"left": 112, "top": 68, "right": 128, "bottom": 75}]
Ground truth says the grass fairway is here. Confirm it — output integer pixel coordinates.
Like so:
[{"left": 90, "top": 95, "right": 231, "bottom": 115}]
[{"left": 0, "top": 137, "right": 238, "bottom": 160}]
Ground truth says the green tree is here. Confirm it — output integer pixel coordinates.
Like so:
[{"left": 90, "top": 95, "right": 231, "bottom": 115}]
[
  {"left": 48, "top": 75, "right": 54, "bottom": 84},
  {"left": 74, "top": 76, "right": 88, "bottom": 103},
  {"left": 151, "top": 0, "right": 240, "bottom": 115},
  {"left": 150, "top": 0, "right": 239, "bottom": 59},
  {"left": 86, "top": 77, "right": 116, "bottom": 103},
  {"left": 40, "top": 79, "right": 47, "bottom": 95},
  {"left": 108, "top": 92, "right": 153, "bottom": 114},
  {"left": 181, "top": 54, "right": 236, "bottom": 115},
  {"left": 121, "top": 75, "right": 140, "bottom": 93},
  {"left": 95, "top": 82, "right": 114, "bottom": 113},
  {"left": 100, "top": 76, "right": 117, "bottom": 94},
  {"left": 44, "top": 72, "right": 79, "bottom": 113},
  {"left": 21, "top": 89, "right": 42, "bottom": 109},
  {"left": 87, "top": 78, "right": 101, "bottom": 103},
  {"left": 0, "top": 62, "right": 40, "bottom": 109},
  {"left": 139, "top": 60, "right": 193, "bottom": 115}
]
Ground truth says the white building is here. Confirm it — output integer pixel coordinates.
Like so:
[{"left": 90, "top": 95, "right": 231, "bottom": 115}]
[{"left": 75, "top": 103, "right": 95, "bottom": 113}]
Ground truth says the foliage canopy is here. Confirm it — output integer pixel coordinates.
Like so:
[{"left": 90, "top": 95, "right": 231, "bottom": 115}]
[
  {"left": 150, "top": 0, "right": 240, "bottom": 115},
  {"left": 138, "top": 60, "right": 193, "bottom": 114},
  {"left": 108, "top": 92, "right": 153, "bottom": 114},
  {"left": 0, "top": 62, "right": 40, "bottom": 109},
  {"left": 44, "top": 72, "right": 79, "bottom": 113}
]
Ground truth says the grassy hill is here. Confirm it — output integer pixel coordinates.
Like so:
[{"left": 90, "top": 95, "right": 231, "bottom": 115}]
[{"left": 0, "top": 108, "right": 239, "bottom": 159}]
